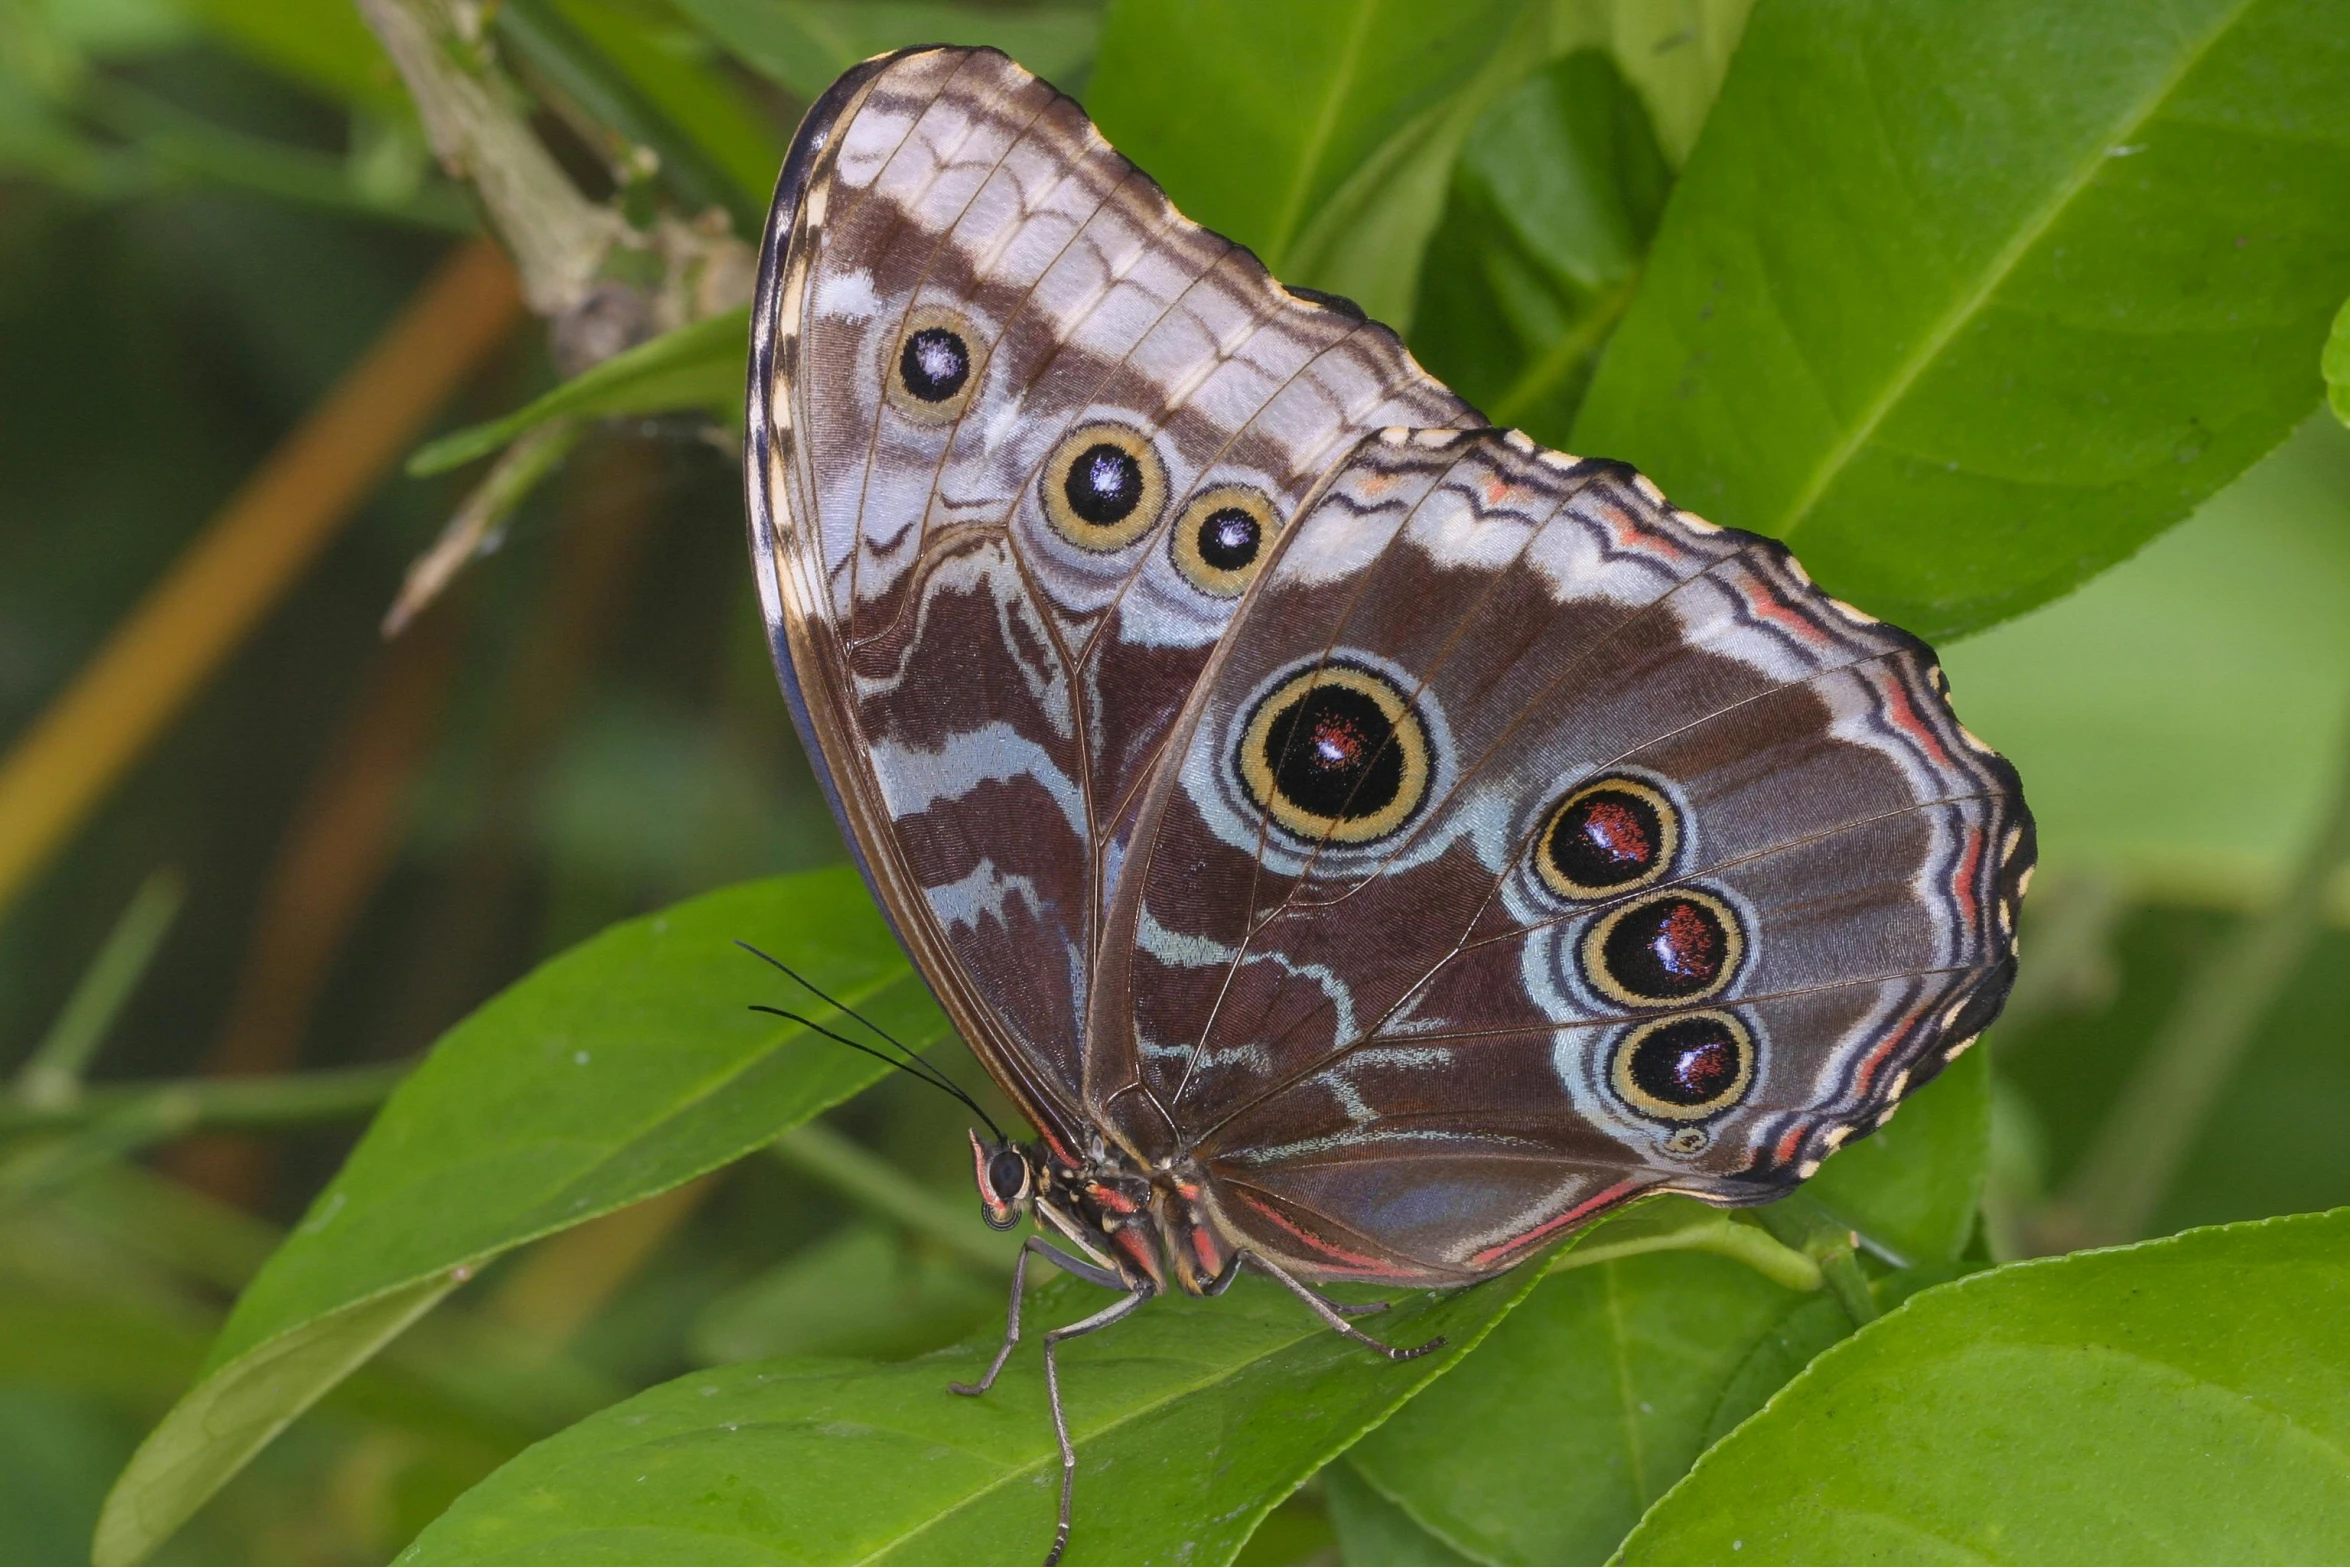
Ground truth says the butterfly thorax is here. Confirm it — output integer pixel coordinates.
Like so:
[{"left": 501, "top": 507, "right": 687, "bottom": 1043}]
[{"left": 974, "top": 1131, "right": 1239, "bottom": 1299}]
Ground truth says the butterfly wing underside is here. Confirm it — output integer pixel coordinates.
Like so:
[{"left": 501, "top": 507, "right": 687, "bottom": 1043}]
[
  {"left": 746, "top": 47, "right": 1476, "bottom": 1150},
  {"left": 1090, "top": 429, "right": 2034, "bottom": 1284}
]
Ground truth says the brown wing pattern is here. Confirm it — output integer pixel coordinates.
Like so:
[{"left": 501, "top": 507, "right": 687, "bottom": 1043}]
[
  {"left": 746, "top": 48, "right": 1473, "bottom": 1150},
  {"left": 1089, "top": 429, "right": 2033, "bottom": 1282}
]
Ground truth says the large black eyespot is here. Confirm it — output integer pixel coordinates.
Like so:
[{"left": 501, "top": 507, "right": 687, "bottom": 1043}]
[
  {"left": 1535, "top": 777, "right": 1679, "bottom": 900},
  {"left": 1239, "top": 662, "right": 1430, "bottom": 846},
  {"left": 1612, "top": 1011, "right": 1754, "bottom": 1122},
  {"left": 1041, "top": 422, "right": 1166, "bottom": 550},
  {"left": 1172, "top": 485, "right": 1281, "bottom": 597},
  {"left": 1581, "top": 888, "right": 1744, "bottom": 1007},
  {"left": 885, "top": 304, "right": 986, "bottom": 422}
]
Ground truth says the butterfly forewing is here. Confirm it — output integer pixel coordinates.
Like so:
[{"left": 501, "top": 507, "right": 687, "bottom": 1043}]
[
  {"left": 748, "top": 46, "right": 1474, "bottom": 1151},
  {"left": 1088, "top": 429, "right": 2032, "bottom": 1282}
]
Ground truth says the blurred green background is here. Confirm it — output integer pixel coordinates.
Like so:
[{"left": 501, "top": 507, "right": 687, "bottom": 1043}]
[{"left": 3, "top": 0, "right": 2346, "bottom": 1563}]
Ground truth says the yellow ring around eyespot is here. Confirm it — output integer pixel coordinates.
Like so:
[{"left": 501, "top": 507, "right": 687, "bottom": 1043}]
[
  {"left": 1579, "top": 887, "right": 1744, "bottom": 1009},
  {"left": 1237, "top": 663, "right": 1430, "bottom": 846},
  {"left": 1533, "top": 775, "right": 1681, "bottom": 901},
  {"left": 883, "top": 303, "right": 987, "bottom": 425},
  {"left": 1171, "top": 485, "right": 1280, "bottom": 597},
  {"left": 1610, "top": 1010, "right": 1755, "bottom": 1123},
  {"left": 1040, "top": 421, "right": 1168, "bottom": 552}
]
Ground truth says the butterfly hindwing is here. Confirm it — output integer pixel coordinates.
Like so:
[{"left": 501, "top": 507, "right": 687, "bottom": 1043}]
[
  {"left": 748, "top": 47, "right": 1473, "bottom": 1149},
  {"left": 1089, "top": 429, "right": 2032, "bottom": 1281}
]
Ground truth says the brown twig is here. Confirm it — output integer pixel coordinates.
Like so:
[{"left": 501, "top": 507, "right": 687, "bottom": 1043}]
[{"left": 0, "top": 240, "right": 523, "bottom": 921}]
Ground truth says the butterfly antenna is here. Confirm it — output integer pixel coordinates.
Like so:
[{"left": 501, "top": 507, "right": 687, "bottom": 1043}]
[
  {"left": 747, "top": 1004, "right": 1006, "bottom": 1140},
  {"left": 734, "top": 941, "right": 961, "bottom": 1097}
]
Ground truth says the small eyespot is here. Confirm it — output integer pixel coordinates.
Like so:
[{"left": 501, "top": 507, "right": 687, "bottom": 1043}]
[
  {"left": 1238, "top": 661, "right": 1430, "bottom": 846},
  {"left": 1534, "top": 776, "right": 1680, "bottom": 901},
  {"left": 885, "top": 304, "right": 985, "bottom": 422},
  {"left": 1172, "top": 485, "right": 1280, "bottom": 597},
  {"left": 1662, "top": 1126, "right": 1709, "bottom": 1157},
  {"left": 1042, "top": 422, "right": 1167, "bottom": 551},
  {"left": 1581, "top": 888, "right": 1745, "bottom": 1007},
  {"left": 1612, "top": 1011, "right": 1754, "bottom": 1123}
]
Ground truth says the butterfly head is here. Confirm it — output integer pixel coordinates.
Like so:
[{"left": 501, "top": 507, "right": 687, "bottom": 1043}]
[{"left": 969, "top": 1129, "right": 1037, "bottom": 1230}]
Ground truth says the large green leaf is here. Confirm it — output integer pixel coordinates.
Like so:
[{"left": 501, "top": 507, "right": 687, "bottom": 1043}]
[
  {"left": 1342, "top": 1058, "right": 1985, "bottom": 1566},
  {"left": 1087, "top": 0, "right": 1533, "bottom": 325},
  {"left": 1350, "top": 1249, "right": 1809, "bottom": 1566},
  {"left": 2329, "top": 294, "right": 2350, "bottom": 425},
  {"left": 95, "top": 869, "right": 939, "bottom": 1567},
  {"left": 394, "top": 1261, "right": 1553, "bottom": 1567},
  {"left": 1574, "top": 0, "right": 2350, "bottom": 641},
  {"left": 1410, "top": 48, "right": 1669, "bottom": 442},
  {"left": 678, "top": 0, "right": 1104, "bottom": 101},
  {"left": 1615, "top": 1208, "right": 2350, "bottom": 1564}
]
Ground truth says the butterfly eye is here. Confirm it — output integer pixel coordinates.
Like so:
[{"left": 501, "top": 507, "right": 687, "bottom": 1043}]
[
  {"left": 1580, "top": 887, "right": 1746, "bottom": 1008},
  {"left": 885, "top": 304, "right": 985, "bottom": 422},
  {"left": 1238, "top": 662, "right": 1431, "bottom": 846},
  {"left": 1171, "top": 485, "right": 1280, "bottom": 597},
  {"left": 1611, "top": 1011, "right": 1755, "bottom": 1123},
  {"left": 1534, "top": 776, "right": 1680, "bottom": 900},
  {"left": 986, "top": 1148, "right": 1030, "bottom": 1205},
  {"left": 1041, "top": 422, "right": 1168, "bottom": 551}
]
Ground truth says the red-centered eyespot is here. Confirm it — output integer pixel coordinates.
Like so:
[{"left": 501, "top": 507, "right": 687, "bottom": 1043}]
[
  {"left": 1581, "top": 887, "right": 1744, "bottom": 1007},
  {"left": 1535, "top": 777, "right": 1679, "bottom": 900},
  {"left": 1612, "top": 1011, "right": 1755, "bottom": 1123}
]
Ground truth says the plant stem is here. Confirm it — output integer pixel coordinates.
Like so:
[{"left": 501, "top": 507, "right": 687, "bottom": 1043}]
[
  {"left": 1756, "top": 1195, "right": 1879, "bottom": 1326},
  {"left": 14, "top": 869, "right": 183, "bottom": 1109},
  {"left": 355, "top": 0, "right": 625, "bottom": 316},
  {"left": 769, "top": 1121, "right": 1016, "bottom": 1276},
  {"left": 0, "top": 1062, "right": 409, "bottom": 1138},
  {"left": 2056, "top": 698, "right": 2350, "bottom": 1245},
  {"left": 1553, "top": 1208, "right": 1823, "bottom": 1293}
]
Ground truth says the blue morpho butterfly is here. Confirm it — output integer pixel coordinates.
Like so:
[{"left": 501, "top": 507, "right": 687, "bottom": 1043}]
[{"left": 742, "top": 45, "right": 2031, "bottom": 1566}]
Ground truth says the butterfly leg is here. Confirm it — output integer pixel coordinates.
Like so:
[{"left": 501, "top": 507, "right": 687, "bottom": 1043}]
[
  {"left": 950, "top": 1235, "right": 1123, "bottom": 1397},
  {"left": 1246, "top": 1252, "right": 1444, "bottom": 1360},
  {"left": 1039, "top": 1286, "right": 1149, "bottom": 1567}
]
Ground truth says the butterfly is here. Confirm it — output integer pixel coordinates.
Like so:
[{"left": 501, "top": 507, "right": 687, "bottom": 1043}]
[{"left": 745, "top": 44, "right": 2031, "bottom": 1566}]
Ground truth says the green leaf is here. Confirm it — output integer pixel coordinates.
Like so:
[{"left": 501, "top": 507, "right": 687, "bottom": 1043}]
[
  {"left": 407, "top": 305, "right": 748, "bottom": 476},
  {"left": 1342, "top": 1056, "right": 1987, "bottom": 1566},
  {"left": 1350, "top": 1248, "right": 1811, "bottom": 1566},
  {"left": 1325, "top": 1458, "right": 1477, "bottom": 1567},
  {"left": 395, "top": 1257, "right": 1548, "bottom": 1567},
  {"left": 1941, "top": 411, "right": 2350, "bottom": 897},
  {"left": 96, "top": 869, "right": 940, "bottom": 1567},
  {"left": 1801, "top": 1043, "right": 1989, "bottom": 1266},
  {"left": 1573, "top": 0, "right": 2350, "bottom": 641},
  {"left": 1411, "top": 48, "right": 1670, "bottom": 440},
  {"left": 92, "top": 1277, "right": 459, "bottom": 1567},
  {"left": 1614, "top": 1209, "right": 2350, "bottom": 1564},
  {"left": 1088, "top": 0, "right": 1534, "bottom": 325},
  {"left": 1548, "top": 0, "right": 1754, "bottom": 169},
  {"left": 2327, "top": 293, "right": 2350, "bottom": 427},
  {"left": 678, "top": 0, "right": 1104, "bottom": 101},
  {"left": 688, "top": 1223, "right": 1003, "bottom": 1365}
]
